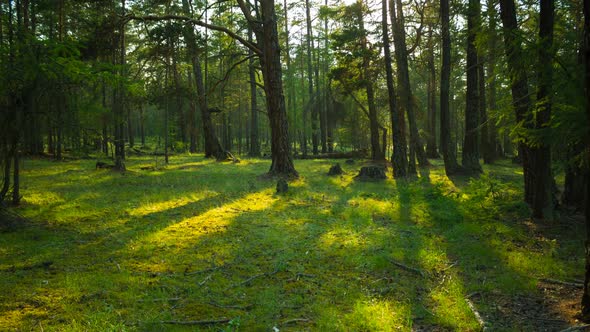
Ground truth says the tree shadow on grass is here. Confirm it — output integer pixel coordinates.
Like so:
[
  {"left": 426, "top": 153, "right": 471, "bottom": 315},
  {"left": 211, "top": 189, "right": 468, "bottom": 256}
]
[{"left": 419, "top": 165, "right": 580, "bottom": 331}]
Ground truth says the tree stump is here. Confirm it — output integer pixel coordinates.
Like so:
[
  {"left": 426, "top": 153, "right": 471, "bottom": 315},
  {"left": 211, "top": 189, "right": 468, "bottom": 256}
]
[
  {"left": 355, "top": 166, "right": 387, "bottom": 181},
  {"left": 276, "top": 179, "right": 288, "bottom": 194},
  {"left": 327, "top": 163, "right": 344, "bottom": 176}
]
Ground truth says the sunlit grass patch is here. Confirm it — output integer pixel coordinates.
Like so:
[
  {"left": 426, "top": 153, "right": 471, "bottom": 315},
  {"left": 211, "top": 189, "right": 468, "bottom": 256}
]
[{"left": 1, "top": 154, "right": 585, "bottom": 330}]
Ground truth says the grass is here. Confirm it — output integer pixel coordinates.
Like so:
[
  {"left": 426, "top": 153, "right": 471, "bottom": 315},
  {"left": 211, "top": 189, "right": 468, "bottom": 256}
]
[{"left": 0, "top": 154, "right": 585, "bottom": 331}]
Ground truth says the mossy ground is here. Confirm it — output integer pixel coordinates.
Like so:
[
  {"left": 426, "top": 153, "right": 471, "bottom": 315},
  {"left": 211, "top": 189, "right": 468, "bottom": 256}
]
[{"left": 0, "top": 155, "right": 585, "bottom": 331}]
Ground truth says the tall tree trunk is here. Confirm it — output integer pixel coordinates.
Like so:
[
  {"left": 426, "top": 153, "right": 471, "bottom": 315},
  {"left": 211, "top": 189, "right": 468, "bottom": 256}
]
[
  {"left": 463, "top": 0, "right": 483, "bottom": 173},
  {"left": 531, "top": 0, "right": 555, "bottom": 219},
  {"left": 139, "top": 103, "right": 146, "bottom": 147},
  {"left": 283, "top": 0, "right": 297, "bottom": 154},
  {"left": 440, "top": 0, "right": 461, "bottom": 175},
  {"left": 426, "top": 26, "right": 439, "bottom": 159},
  {"left": 248, "top": 27, "right": 260, "bottom": 157},
  {"left": 181, "top": 0, "right": 225, "bottom": 160},
  {"left": 242, "top": 0, "right": 298, "bottom": 176},
  {"left": 487, "top": 0, "right": 501, "bottom": 159},
  {"left": 113, "top": 0, "right": 126, "bottom": 170},
  {"left": 305, "top": 0, "right": 319, "bottom": 155},
  {"left": 187, "top": 69, "right": 197, "bottom": 152},
  {"left": 358, "top": 2, "right": 382, "bottom": 161},
  {"left": 499, "top": 0, "right": 533, "bottom": 205},
  {"left": 164, "top": 56, "right": 170, "bottom": 164},
  {"left": 391, "top": 0, "right": 428, "bottom": 171},
  {"left": 321, "top": 0, "right": 329, "bottom": 154},
  {"left": 12, "top": 147, "right": 19, "bottom": 205},
  {"left": 383, "top": 0, "right": 407, "bottom": 177},
  {"left": 581, "top": 0, "right": 590, "bottom": 321}
]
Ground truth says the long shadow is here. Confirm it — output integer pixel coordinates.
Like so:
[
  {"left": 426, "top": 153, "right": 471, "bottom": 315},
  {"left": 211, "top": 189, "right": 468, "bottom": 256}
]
[
  {"left": 3, "top": 156, "right": 581, "bottom": 331},
  {"left": 0, "top": 155, "right": 272, "bottom": 330},
  {"left": 420, "top": 163, "right": 577, "bottom": 331}
]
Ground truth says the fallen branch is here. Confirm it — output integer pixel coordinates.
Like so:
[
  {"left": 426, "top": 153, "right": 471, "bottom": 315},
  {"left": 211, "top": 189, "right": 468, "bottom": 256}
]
[
  {"left": 558, "top": 325, "right": 590, "bottom": 332},
  {"left": 159, "top": 318, "right": 231, "bottom": 325},
  {"left": 234, "top": 269, "right": 279, "bottom": 288},
  {"left": 540, "top": 278, "right": 583, "bottom": 289},
  {"left": 390, "top": 259, "right": 425, "bottom": 277},
  {"left": 465, "top": 298, "right": 486, "bottom": 330}
]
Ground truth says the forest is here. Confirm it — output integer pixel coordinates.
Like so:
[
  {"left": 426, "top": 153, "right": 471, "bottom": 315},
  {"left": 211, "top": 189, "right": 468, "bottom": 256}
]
[{"left": 0, "top": 0, "right": 589, "bottom": 330}]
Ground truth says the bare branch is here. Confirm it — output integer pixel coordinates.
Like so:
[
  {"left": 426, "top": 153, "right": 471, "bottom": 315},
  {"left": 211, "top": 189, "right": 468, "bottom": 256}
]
[{"left": 126, "top": 14, "right": 262, "bottom": 56}]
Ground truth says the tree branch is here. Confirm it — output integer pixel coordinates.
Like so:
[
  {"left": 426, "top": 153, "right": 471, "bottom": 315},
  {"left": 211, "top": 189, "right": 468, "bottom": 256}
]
[{"left": 126, "top": 14, "right": 262, "bottom": 56}]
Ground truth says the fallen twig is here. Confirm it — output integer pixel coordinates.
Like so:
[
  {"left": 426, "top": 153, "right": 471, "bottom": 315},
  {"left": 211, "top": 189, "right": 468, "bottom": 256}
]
[
  {"left": 540, "top": 278, "right": 583, "bottom": 289},
  {"left": 209, "top": 302, "right": 253, "bottom": 310},
  {"left": 137, "top": 297, "right": 180, "bottom": 302},
  {"left": 281, "top": 318, "right": 310, "bottom": 325},
  {"left": 185, "top": 263, "right": 229, "bottom": 276},
  {"left": 231, "top": 269, "right": 279, "bottom": 288},
  {"left": 558, "top": 324, "right": 590, "bottom": 332},
  {"left": 465, "top": 298, "right": 486, "bottom": 330},
  {"left": 159, "top": 318, "right": 231, "bottom": 325},
  {"left": 199, "top": 274, "right": 212, "bottom": 286},
  {"left": 390, "top": 259, "right": 425, "bottom": 277}
]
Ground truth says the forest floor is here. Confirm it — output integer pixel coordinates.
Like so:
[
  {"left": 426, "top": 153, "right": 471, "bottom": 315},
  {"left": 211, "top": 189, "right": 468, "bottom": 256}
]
[{"left": 0, "top": 154, "right": 588, "bottom": 331}]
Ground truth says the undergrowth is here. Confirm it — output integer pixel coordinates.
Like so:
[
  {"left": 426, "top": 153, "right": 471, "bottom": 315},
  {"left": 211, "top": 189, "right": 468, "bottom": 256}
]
[{"left": 0, "top": 155, "right": 584, "bottom": 331}]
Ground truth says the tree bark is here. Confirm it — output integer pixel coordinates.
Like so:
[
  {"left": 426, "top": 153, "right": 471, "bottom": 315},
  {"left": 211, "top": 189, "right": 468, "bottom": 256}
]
[
  {"left": 383, "top": 0, "right": 407, "bottom": 177},
  {"left": 358, "top": 4, "right": 383, "bottom": 161},
  {"left": 243, "top": 0, "right": 298, "bottom": 177},
  {"left": 581, "top": 0, "right": 590, "bottom": 321},
  {"left": 463, "top": 0, "right": 483, "bottom": 174},
  {"left": 248, "top": 28, "right": 260, "bottom": 157},
  {"left": 305, "top": 0, "right": 319, "bottom": 156},
  {"left": 181, "top": 0, "right": 225, "bottom": 160},
  {"left": 486, "top": 0, "right": 501, "bottom": 160},
  {"left": 499, "top": 0, "right": 533, "bottom": 205},
  {"left": 531, "top": 0, "right": 555, "bottom": 219},
  {"left": 391, "top": 0, "right": 428, "bottom": 171},
  {"left": 440, "top": 0, "right": 462, "bottom": 175},
  {"left": 426, "top": 26, "right": 439, "bottom": 159}
]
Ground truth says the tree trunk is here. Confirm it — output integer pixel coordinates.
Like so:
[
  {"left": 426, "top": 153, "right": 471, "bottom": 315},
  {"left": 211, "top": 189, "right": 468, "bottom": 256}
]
[
  {"left": 305, "top": 0, "right": 319, "bottom": 156},
  {"left": 187, "top": 69, "right": 196, "bottom": 152},
  {"left": 487, "top": 0, "right": 501, "bottom": 160},
  {"left": 12, "top": 148, "right": 19, "bottom": 205},
  {"left": 248, "top": 27, "right": 260, "bottom": 157},
  {"left": 499, "top": 0, "right": 533, "bottom": 205},
  {"left": 383, "top": 0, "right": 407, "bottom": 177},
  {"left": 181, "top": 0, "right": 225, "bottom": 160},
  {"left": 440, "top": 0, "right": 462, "bottom": 175},
  {"left": 392, "top": 0, "right": 429, "bottom": 170},
  {"left": 113, "top": 0, "right": 126, "bottom": 169},
  {"left": 531, "top": 0, "right": 555, "bottom": 219},
  {"left": 463, "top": 0, "right": 483, "bottom": 174},
  {"left": 248, "top": 0, "right": 298, "bottom": 177},
  {"left": 426, "top": 26, "right": 439, "bottom": 159},
  {"left": 358, "top": 7, "right": 382, "bottom": 161},
  {"left": 581, "top": 0, "right": 590, "bottom": 321}
]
